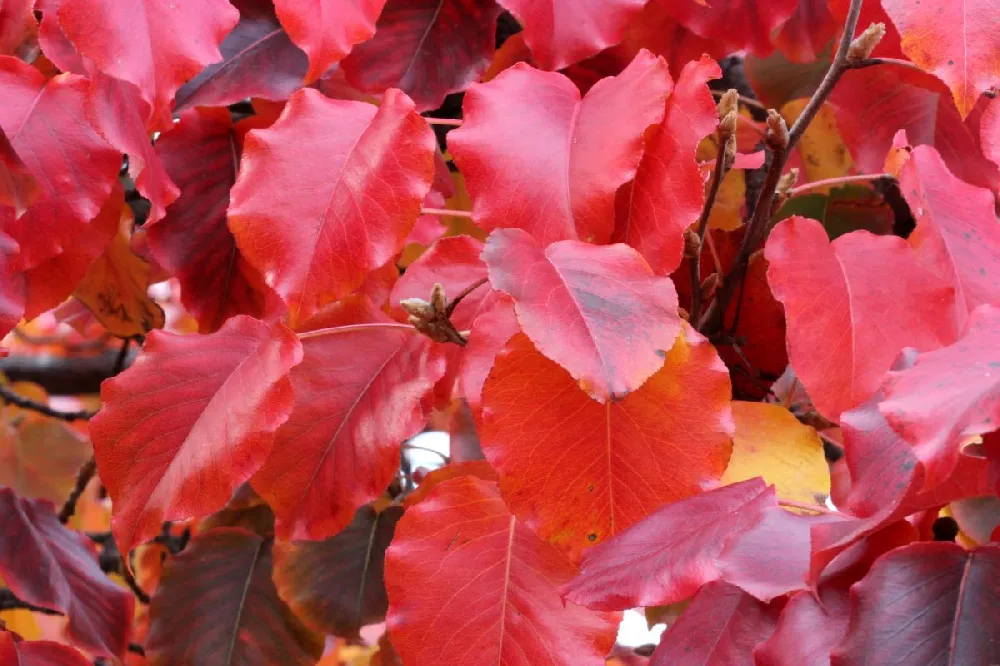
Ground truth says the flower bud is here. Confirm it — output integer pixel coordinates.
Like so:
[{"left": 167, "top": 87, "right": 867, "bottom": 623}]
[{"left": 847, "top": 23, "right": 886, "bottom": 62}]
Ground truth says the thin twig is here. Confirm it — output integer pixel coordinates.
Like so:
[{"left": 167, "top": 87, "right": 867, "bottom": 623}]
[
  {"left": 445, "top": 277, "right": 489, "bottom": 318},
  {"left": 119, "top": 557, "right": 151, "bottom": 604},
  {"left": 421, "top": 207, "right": 473, "bottom": 218},
  {"left": 698, "top": 0, "right": 866, "bottom": 333},
  {"left": 0, "top": 589, "right": 61, "bottom": 615},
  {"left": 112, "top": 338, "right": 132, "bottom": 375},
  {"left": 0, "top": 384, "right": 97, "bottom": 421},
  {"left": 129, "top": 644, "right": 146, "bottom": 656},
  {"left": 711, "top": 90, "right": 767, "bottom": 111},
  {"left": 424, "top": 117, "right": 463, "bottom": 127},
  {"left": 59, "top": 456, "right": 97, "bottom": 524},
  {"left": 689, "top": 145, "right": 730, "bottom": 324},
  {"left": 788, "top": 172, "right": 894, "bottom": 196}
]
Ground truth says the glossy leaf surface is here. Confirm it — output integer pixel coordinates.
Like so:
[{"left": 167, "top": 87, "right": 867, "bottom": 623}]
[
  {"left": 765, "top": 215, "right": 958, "bottom": 420},
  {"left": 90, "top": 316, "right": 302, "bottom": 556},
  {"left": 0, "top": 633, "right": 90, "bottom": 666},
  {"left": 229, "top": 88, "right": 435, "bottom": 325},
  {"left": 385, "top": 475, "right": 618, "bottom": 666},
  {"left": 483, "top": 229, "right": 681, "bottom": 401},
  {"left": 450, "top": 53, "right": 670, "bottom": 244}
]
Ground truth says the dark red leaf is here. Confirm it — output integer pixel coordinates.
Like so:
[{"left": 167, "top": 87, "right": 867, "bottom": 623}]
[
  {"left": 273, "top": 505, "right": 403, "bottom": 637},
  {"left": 495, "top": 0, "right": 646, "bottom": 70},
  {"left": 564, "top": 479, "right": 810, "bottom": 610},
  {"left": 612, "top": 56, "right": 719, "bottom": 276},
  {"left": 385, "top": 475, "right": 619, "bottom": 665},
  {"left": 56, "top": 0, "right": 239, "bottom": 128},
  {"left": 449, "top": 52, "right": 670, "bottom": 244},
  {"left": 146, "top": 527, "right": 324, "bottom": 666},
  {"left": 831, "top": 543, "right": 1000, "bottom": 666},
  {"left": 0, "top": 633, "right": 91, "bottom": 666},
  {"left": 0, "top": 57, "right": 120, "bottom": 271},
  {"left": 147, "top": 107, "right": 285, "bottom": 333},
  {"left": 0, "top": 489, "right": 134, "bottom": 658},
  {"left": 878, "top": 304, "right": 1000, "bottom": 486},
  {"left": 900, "top": 144, "right": 1000, "bottom": 325},
  {"left": 457, "top": 295, "right": 519, "bottom": 410},
  {"left": 0, "top": 0, "right": 35, "bottom": 57},
  {"left": 665, "top": 0, "right": 798, "bottom": 58},
  {"left": 772, "top": 0, "right": 837, "bottom": 64},
  {"left": 228, "top": 88, "right": 436, "bottom": 325},
  {"left": 483, "top": 229, "right": 681, "bottom": 401},
  {"left": 342, "top": 0, "right": 501, "bottom": 112},
  {"left": 649, "top": 581, "right": 781, "bottom": 666},
  {"left": 765, "top": 215, "right": 958, "bottom": 421},
  {"left": 754, "top": 586, "right": 849, "bottom": 666},
  {"left": 273, "top": 0, "right": 387, "bottom": 83},
  {"left": 252, "top": 298, "right": 445, "bottom": 540},
  {"left": 89, "top": 315, "right": 303, "bottom": 556},
  {"left": 175, "top": 0, "right": 308, "bottom": 111},
  {"left": 0, "top": 234, "right": 23, "bottom": 339}
]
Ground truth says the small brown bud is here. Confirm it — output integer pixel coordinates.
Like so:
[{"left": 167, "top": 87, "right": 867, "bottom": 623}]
[
  {"left": 683, "top": 228, "right": 701, "bottom": 259},
  {"left": 717, "top": 89, "right": 739, "bottom": 122},
  {"left": 723, "top": 133, "right": 738, "bottom": 171},
  {"left": 847, "top": 23, "right": 885, "bottom": 62},
  {"left": 719, "top": 111, "right": 738, "bottom": 139},
  {"left": 766, "top": 110, "right": 789, "bottom": 150},
  {"left": 401, "top": 298, "right": 435, "bottom": 320},
  {"left": 776, "top": 168, "right": 800, "bottom": 196},
  {"left": 430, "top": 282, "right": 447, "bottom": 313},
  {"left": 678, "top": 307, "right": 690, "bottom": 322},
  {"left": 699, "top": 272, "right": 721, "bottom": 302}
]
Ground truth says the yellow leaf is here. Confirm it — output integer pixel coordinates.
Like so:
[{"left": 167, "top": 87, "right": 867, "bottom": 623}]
[
  {"left": 781, "top": 99, "right": 853, "bottom": 191},
  {"left": 74, "top": 205, "right": 165, "bottom": 338},
  {"left": 721, "top": 401, "right": 830, "bottom": 505}
]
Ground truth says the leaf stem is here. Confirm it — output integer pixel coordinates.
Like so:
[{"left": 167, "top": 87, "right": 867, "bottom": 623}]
[
  {"left": 779, "top": 499, "right": 838, "bottom": 515},
  {"left": 421, "top": 207, "right": 473, "bottom": 218},
  {"left": 0, "top": 589, "right": 61, "bottom": 615},
  {"left": 689, "top": 144, "right": 730, "bottom": 324},
  {"left": 58, "top": 456, "right": 97, "bottom": 524},
  {"left": 445, "top": 277, "right": 489, "bottom": 318},
  {"left": 788, "top": 173, "right": 894, "bottom": 196},
  {"left": 850, "top": 57, "right": 924, "bottom": 73},
  {"left": 297, "top": 322, "right": 417, "bottom": 340},
  {"left": 424, "top": 117, "right": 463, "bottom": 127}
]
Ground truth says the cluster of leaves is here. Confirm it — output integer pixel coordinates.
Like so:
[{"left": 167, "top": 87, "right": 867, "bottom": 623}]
[{"left": 1, "top": 0, "right": 999, "bottom": 664}]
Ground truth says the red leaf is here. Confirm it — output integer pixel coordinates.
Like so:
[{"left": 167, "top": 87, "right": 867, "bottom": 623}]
[
  {"left": 983, "top": 96, "right": 1000, "bottom": 168},
  {"left": 831, "top": 543, "right": 1000, "bottom": 666},
  {"left": 612, "top": 56, "right": 719, "bottom": 276},
  {"left": 342, "top": 0, "right": 501, "bottom": 111},
  {"left": 900, "top": 144, "right": 1000, "bottom": 324},
  {"left": 649, "top": 581, "right": 781, "bottom": 666},
  {"left": 754, "top": 586, "right": 849, "bottom": 666},
  {"left": 0, "top": 231, "right": 23, "bottom": 340},
  {"left": 481, "top": 331, "right": 732, "bottom": 560},
  {"left": 229, "top": 88, "right": 436, "bottom": 325},
  {"left": 0, "top": 489, "right": 134, "bottom": 658},
  {"left": 765, "top": 216, "right": 958, "bottom": 421},
  {"left": 457, "top": 295, "right": 519, "bottom": 410},
  {"left": 0, "top": 0, "right": 35, "bottom": 57},
  {"left": 89, "top": 316, "right": 303, "bottom": 556},
  {"left": 881, "top": 0, "right": 998, "bottom": 118},
  {"left": 56, "top": 0, "right": 239, "bottom": 128},
  {"left": 147, "top": 107, "right": 286, "bottom": 333},
  {"left": 665, "top": 0, "right": 798, "bottom": 58},
  {"left": 175, "top": 0, "right": 308, "bottom": 111},
  {"left": 449, "top": 52, "right": 670, "bottom": 245},
  {"left": 483, "top": 229, "right": 681, "bottom": 401},
  {"left": 829, "top": 67, "right": 999, "bottom": 193},
  {"left": 251, "top": 299, "right": 444, "bottom": 540},
  {"left": 0, "top": 57, "right": 120, "bottom": 270},
  {"left": 273, "top": 505, "right": 403, "bottom": 637},
  {"left": 85, "top": 73, "right": 179, "bottom": 225},
  {"left": 772, "top": 0, "right": 837, "bottom": 64},
  {"left": 385, "top": 475, "right": 619, "bottom": 666},
  {"left": 563, "top": 479, "right": 813, "bottom": 610},
  {"left": 146, "top": 527, "right": 324, "bottom": 666},
  {"left": 495, "top": 0, "right": 646, "bottom": 70},
  {"left": 273, "top": 0, "right": 387, "bottom": 83},
  {"left": 0, "top": 633, "right": 91, "bottom": 666},
  {"left": 0, "top": 127, "right": 39, "bottom": 219},
  {"left": 878, "top": 305, "right": 1000, "bottom": 486}
]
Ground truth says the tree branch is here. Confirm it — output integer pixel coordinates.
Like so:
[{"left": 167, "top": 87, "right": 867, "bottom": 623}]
[
  {"left": 0, "top": 383, "right": 96, "bottom": 421},
  {"left": 689, "top": 144, "right": 730, "bottom": 324},
  {"left": 0, "top": 349, "right": 136, "bottom": 395},
  {"left": 59, "top": 457, "right": 97, "bottom": 523}
]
